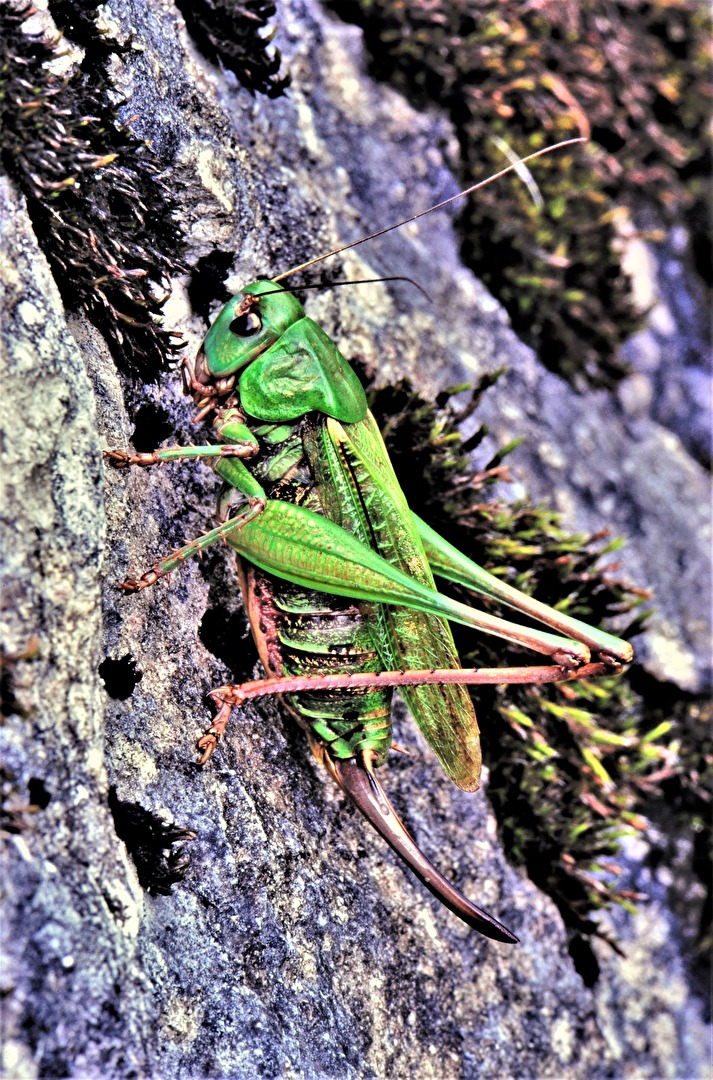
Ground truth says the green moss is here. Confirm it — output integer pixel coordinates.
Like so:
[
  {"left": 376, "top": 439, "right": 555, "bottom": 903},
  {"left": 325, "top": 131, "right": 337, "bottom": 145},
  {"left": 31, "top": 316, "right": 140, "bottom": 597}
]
[
  {"left": 331, "top": 0, "right": 711, "bottom": 387},
  {"left": 367, "top": 373, "right": 709, "bottom": 965}
]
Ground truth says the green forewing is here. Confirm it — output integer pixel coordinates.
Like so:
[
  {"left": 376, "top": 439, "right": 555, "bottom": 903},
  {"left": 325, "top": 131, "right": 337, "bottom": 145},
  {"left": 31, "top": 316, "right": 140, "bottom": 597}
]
[{"left": 304, "top": 411, "right": 482, "bottom": 792}]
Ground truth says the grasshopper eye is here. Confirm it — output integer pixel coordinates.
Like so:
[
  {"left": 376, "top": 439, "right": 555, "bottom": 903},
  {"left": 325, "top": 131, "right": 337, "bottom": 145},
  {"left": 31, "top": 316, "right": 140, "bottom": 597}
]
[{"left": 229, "top": 311, "right": 262, "bottom": 337}]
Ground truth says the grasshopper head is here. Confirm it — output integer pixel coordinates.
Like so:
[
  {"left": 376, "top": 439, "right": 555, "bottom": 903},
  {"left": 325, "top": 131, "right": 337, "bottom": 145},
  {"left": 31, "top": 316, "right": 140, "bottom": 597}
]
[{"left": 187, "top": 281, "right": 304, "bottom": 416}]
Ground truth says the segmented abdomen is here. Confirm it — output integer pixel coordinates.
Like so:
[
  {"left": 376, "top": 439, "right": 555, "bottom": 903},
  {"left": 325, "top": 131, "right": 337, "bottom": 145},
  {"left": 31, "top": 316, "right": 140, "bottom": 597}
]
[
  {"left": 240, "top": 562, "right": 393, "bottom": 763},
  {"left": 231, "top": 416, "right": 393, "bottom": 765}
]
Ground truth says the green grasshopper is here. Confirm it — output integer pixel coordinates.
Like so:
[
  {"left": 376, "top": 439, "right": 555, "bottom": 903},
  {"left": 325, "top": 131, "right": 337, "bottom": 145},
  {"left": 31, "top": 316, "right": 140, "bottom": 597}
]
[{"left": 106, "top": 141, "right": 632, "bottom": 943}]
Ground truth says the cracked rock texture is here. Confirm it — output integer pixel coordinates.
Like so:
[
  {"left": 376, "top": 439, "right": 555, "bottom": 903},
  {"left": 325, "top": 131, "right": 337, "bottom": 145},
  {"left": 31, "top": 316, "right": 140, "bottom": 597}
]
[{"left": 1, "top": 1, "right": 709, "bottom": 1078}]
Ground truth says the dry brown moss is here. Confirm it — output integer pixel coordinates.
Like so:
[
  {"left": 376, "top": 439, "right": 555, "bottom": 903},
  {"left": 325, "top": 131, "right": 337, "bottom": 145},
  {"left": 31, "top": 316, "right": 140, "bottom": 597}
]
[{"left": 0, "top": 3, "right": 186, "bottom": 379}]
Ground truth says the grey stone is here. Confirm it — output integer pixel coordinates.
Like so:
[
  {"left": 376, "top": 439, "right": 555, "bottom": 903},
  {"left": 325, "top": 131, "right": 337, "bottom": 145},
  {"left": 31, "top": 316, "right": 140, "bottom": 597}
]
[{"left": 620, "top": 211, "right": 712, "bottom": 466}]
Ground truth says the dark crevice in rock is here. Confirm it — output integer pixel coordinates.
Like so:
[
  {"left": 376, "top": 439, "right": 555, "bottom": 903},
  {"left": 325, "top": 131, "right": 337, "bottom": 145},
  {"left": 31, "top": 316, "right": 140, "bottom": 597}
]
[
  {"left": 130, "top": 404, "right": 174, "bottom": 454},
  {"left": 199, "top": 603, "right": 258, "bottom": 684},
  {"left": 188, "top": 250, "right": 235, "bottom": 324},
  {"left": 27, "top": 777, "right": 52, "bottom": 811},
  {"left": 99, "top": 655, "right": 143, "bottom": 700}
]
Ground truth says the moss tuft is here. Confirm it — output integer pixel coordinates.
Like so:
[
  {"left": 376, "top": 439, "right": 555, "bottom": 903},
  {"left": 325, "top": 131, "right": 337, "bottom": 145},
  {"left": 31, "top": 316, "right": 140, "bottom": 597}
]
[
  {"left": 332, "top": 0, "right": 711, "bottom": 387},
  {"left": 174, "top": 0, "right": 290, "bottom": 99},
  {"left": 0, "top": 3, "right": 186, "bottom": 380},
  {"left": 108, "top": 788, "right": 196, "bottom": 894}
]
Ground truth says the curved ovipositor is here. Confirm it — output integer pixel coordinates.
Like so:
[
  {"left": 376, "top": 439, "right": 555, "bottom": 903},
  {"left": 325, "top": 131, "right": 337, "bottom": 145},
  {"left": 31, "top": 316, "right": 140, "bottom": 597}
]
[{"left": 331, "top": 755, "right": 518, "bottom": 943}]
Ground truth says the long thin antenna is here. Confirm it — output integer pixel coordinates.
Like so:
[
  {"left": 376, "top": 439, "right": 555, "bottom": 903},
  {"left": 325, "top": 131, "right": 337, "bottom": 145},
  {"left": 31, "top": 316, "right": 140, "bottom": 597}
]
[
  {"left": 272, "top": 137, "right": 586, "bottom": 284},
  {"left": 256, "top": 275, "right": 430, "bottom": 301}
]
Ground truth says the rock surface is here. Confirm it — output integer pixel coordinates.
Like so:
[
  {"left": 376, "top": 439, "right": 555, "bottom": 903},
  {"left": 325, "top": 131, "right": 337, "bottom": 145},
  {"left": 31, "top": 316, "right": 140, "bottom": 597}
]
[
  {"left": 1, "top": 1, "right": 710, "bottom": 1077},
  {"left": 617, "top": 211, "right": 712, "bottom": 468}
]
